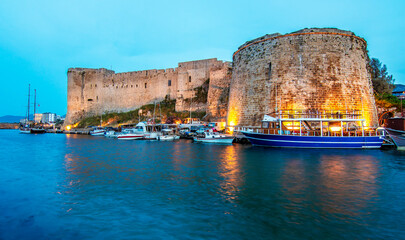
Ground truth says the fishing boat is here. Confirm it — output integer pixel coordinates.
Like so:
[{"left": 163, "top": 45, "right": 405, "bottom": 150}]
[
  {"left": 240, "top": 110, "right": 384, "bottom": 149},
  {"left": 193, "top": 131, "right": 234, "bottom": 144},
  {"left": 384, "top": 117, "right": 405, "bottom": 150}
]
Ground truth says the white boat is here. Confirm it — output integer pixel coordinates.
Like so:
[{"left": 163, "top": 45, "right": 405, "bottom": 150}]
[
  {"left": 104, "top": 130, "right": 119, "bottom": 138},
  {"left": 19, "top": 127, "right": 31, "bottom": 134},
  {"left": 90, "top": 127, "right": 105, "bottom": 136},
  {"left": 144, "top": 132, "right": 160, "bottom": 140},
  {"left": 193, "top": 131, "right": 234, "bottom": 144},
  {"left": 158, "top": 129, "right": 180, "bottom": 141},
  {"left": 117, "top": 129, "right": 144, "bottom": 140}
]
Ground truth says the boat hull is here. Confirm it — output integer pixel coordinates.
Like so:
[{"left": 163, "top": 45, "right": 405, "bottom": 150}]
[
  {"left": 158, "top": 135, "right": 180, "bottom": 141},
  {"left": 90, "top": 131, "right": 105, "bottom": 136},
  {"left": 385, "top": 128, "right": 405, "bottom": 150},
  {"left": 30, "top": 128, "right": 46, "bottom": 134},
  {"left": 241, "top": 131, "right": 383, "bottom": 149},
  {"left": 117, "top": 134, "right": 144, "bottom": 140},
  {"left": 193, "top": 137, "right": 234, "bottom": 144},
  {"left": 19, "top": 129, "right": 31, "bottom": 134}
]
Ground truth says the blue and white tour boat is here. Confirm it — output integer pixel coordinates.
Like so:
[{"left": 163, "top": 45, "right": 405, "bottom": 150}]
[{"left": 240, "top": 110, "right": 384, "bottom": 149}]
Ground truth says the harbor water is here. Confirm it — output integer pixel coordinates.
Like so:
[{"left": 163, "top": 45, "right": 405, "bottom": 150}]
[{"left": 1, "top": 130, "right": 404, "bottom": 239}]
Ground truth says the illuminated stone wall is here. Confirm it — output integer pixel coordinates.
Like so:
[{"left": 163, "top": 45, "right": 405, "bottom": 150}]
[
  {"left": 65, "top": 59, "right": 229, "bottom": 125},
  {"left": 227, "top": 28, "right": 378, "bottom": 127}
]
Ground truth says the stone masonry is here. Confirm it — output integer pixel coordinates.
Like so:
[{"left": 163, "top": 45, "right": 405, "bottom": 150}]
[
  {"left": 66, "top": 28, "right": 379, "bottom": 128},
  {"left": 227, "top": 28, "right": 378, "bottom": 127},
  {"left": 65, "top": 59, "right": 230, "bottom": 125}
]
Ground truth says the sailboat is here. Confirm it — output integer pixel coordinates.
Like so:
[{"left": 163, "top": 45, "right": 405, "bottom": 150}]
[
  {"left": 19, "top": 84, "right": 33, "bottom": 134},
  {"left": 20, "top": 85, "right": 46, "bottom": 134}
]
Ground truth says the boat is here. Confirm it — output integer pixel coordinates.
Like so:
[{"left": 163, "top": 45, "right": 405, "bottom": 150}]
[
  {"left": 104, "top": 130, "right": 119, "bottom": 138},
  {"left": 193, "top": 131, "right": 234, "bottom": 144},
  {"left": 158, "top": 128, "right": 180, "bottom": 141},
  {"left": 116, "top": 129, "right": 144, "bottom": 140},
  {"left": 19, "top": 84, "right": 46, "bottom": 134},
  {"left": 19, "top": 126, "right": 31, "bottom": 134},
  {"left": 30, "top": 127, "right": 46, "bottom": 134},
  {"left": 384, "top": 117, "right": 405, "bottom": 150},
  {"left": 240, "top": 110, "right": 384, "bottom": 149},
  {"left": 144, "top": 132, "right": 160, "bottom": 140},
  {"left": 90, "top": 127, "right": 105, "bottom": 136}
]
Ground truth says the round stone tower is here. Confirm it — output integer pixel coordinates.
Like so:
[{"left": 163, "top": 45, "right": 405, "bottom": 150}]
[{"left": 227, "top": 28, "right": 378, "bottom": 127}]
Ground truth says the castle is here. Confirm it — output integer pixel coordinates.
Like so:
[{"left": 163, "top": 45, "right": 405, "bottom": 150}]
[{"left": 65, "top": 28, "right": 378, "bottom": 127}]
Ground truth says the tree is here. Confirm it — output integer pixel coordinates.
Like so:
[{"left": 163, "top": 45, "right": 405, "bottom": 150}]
[{"left": 368, "top": 58, "right": 395, "bottom": 95}]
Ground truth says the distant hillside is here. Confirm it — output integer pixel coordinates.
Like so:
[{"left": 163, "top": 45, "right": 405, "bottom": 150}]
[{"left": 0, "top": 115, "right": 32, "bottom": 123}]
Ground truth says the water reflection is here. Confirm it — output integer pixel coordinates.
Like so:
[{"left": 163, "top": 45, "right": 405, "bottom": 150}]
[
  {"left": 318, "top": 155, "right": 379, "bottom": 216},
  {"left": 280, "top": 152, "right": 380, "bottom": 219},
  {"left": 218, "top": 145, "right": 244, "bottom": 203}
]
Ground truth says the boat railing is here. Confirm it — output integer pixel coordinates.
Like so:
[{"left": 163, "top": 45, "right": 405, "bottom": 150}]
[
  {"left": 234, "top": 126, "right": 383, "bottom": 137},
  {"left": 272, "top": 109, "right": 363, "bottom": 120}
]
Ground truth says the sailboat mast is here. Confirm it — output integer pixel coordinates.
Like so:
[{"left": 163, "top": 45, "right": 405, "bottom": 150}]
[
  {"left": 27, "top": 84, "right": 31, "bottom": 121},
  {"left": 34, "top": 89, "right": 36, "bottom": 122}
]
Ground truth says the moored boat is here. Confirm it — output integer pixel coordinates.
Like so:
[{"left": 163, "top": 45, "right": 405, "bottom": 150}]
[
  {"left": 104, "top": 130, "right": 119, "bottom": 138},
  {"left": 240, "top": 110, "right": 384, "bottom": 149},
  {"left": 193, "top": 131, "right": 234, "bottom": 144},
  {"left": 30, "top": 127, "right": 46, "bottom": 134},
  {"left": 19, "top": 127, "right": 31, "bottom": 134},
  {"left": 90, "top": 127, "right": 105, "bottom": 136},
  {"left": 384, "top": 117, "right": 405, "bottom": 150},
  {"left": 117, "top": 129, "right": 144, "bottom": 140},
  {"left": 158, "top": 129, "right": 179, "bottom": 141}
]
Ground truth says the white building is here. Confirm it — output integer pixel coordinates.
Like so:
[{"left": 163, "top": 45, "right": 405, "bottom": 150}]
[{"left": 42, "top": 112, "right": 57, "bottom": 123}]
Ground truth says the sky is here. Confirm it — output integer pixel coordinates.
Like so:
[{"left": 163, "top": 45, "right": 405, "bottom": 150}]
[{"left": 0, "top": 0, "right": 404, "bottom": 116}]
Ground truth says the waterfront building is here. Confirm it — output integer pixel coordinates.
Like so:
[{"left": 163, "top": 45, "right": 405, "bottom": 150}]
[
  {"left": 42, "top": 112, "right": 57, "bottom": 123},
  {"left": 34, "top": 113, "right": 43, "bottom": 123}
]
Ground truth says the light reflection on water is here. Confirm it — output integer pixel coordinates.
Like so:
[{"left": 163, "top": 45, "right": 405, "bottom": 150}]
[{"left": 0, "top": 130, "right": 405, "bottom": 239}]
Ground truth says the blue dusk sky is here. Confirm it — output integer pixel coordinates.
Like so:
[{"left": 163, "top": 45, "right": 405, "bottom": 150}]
[{"left": 0, "top": 0, "right": 404, "bottom": 116}]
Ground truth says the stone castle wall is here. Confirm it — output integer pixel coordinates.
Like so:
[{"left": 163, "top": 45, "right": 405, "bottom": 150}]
[
  {"left": 227, "top": 28, "right": 378, "bottom": 127},
  {"left": 66, "top": 28, "right": 379, "bottom": 128},
  {"left": 65, "top": 59, "right": 230, "bottom": 125}
]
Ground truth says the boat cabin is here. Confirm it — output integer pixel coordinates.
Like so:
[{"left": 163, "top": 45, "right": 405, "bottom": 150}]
[{"left": 255, "top": 110, "right": 382, "bottom": 137}]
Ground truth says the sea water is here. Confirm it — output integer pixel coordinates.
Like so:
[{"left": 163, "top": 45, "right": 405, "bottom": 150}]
[{"left": 0, "top": 130, "right": 404, "bottom": 239}]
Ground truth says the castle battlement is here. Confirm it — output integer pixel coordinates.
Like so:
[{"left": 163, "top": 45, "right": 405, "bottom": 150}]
[{"left": 65, "top": 58, "right": 230, "bottom": 124}]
